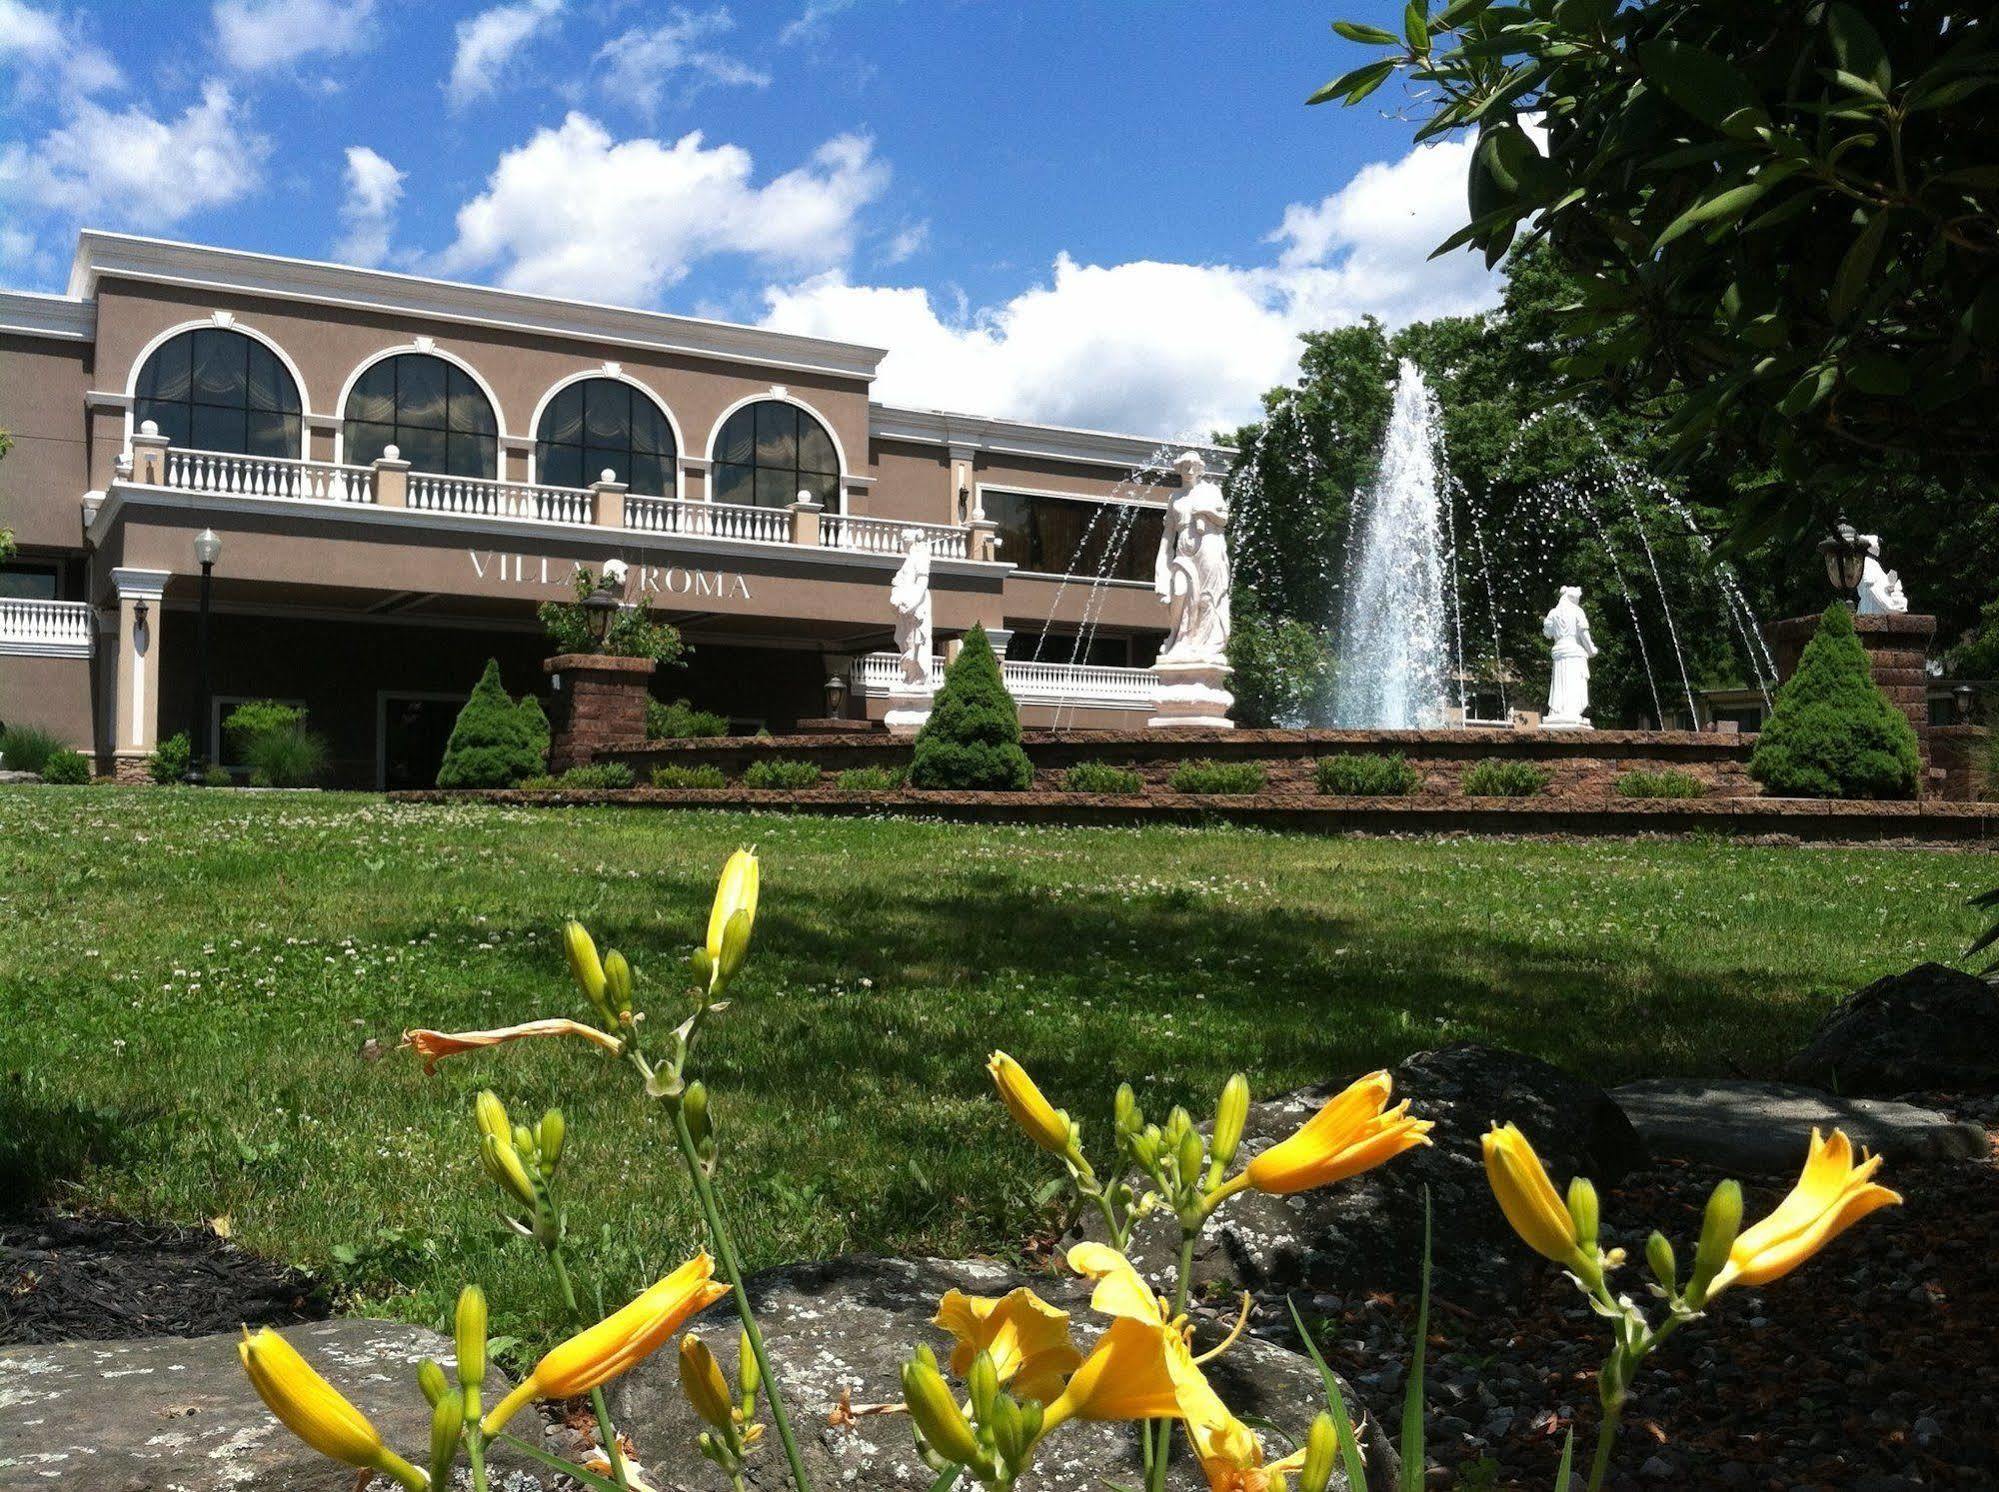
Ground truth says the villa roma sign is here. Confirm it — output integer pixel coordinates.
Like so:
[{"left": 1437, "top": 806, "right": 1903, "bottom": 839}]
[{"left": 468, "top": 550, "right": 752, "bottom": 602}]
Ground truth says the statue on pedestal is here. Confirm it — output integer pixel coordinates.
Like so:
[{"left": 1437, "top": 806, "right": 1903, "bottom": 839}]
[
  {"left": 1542, "top": 586, "right": 1597, "bottom": 729},
  {"left": 1148, "top": 450, "right": 1236, "bottom": 729},
  {"left": 1857, "top": 535, "right": 1909, "bottom": 616},
  {"left": 885, "top": 529, "right": 935, "bottom": 733}
]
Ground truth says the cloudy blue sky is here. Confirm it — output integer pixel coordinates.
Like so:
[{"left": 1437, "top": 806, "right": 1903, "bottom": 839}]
[{"left": 0, "top": 0, "right": 1492, "bottom": 438}]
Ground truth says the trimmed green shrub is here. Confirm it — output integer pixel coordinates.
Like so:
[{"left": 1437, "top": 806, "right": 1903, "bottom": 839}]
[
  {"left": 647, "top": 697, "right": 730, "bottom": 740},
  {"left": 909, "top": 625, "right": 1032, "bottom": 791},
  {"left": 835, "top": 765, "right": 905, "bottom": 791},
  {"left": 203, "top": 762, "right": 234, "bottom": 788},
  {"left": 557, "top": 762, "right": 635, "bottom": 789},
  {"left": 652, "top": 763, "right": 728, "bottom": 789},
  {"left": 1462, "top": 758, "right": 1551, "bottom": 797},
  {"left": 515, "top": 775, "right": 560, "bottom": 789},
  {"left": 245, "top": 725, "right": 328, "bottom": 788},
  {"left": 1615, "top": 769, "right": 1708, "bottom": 800},
  {"left": 0, "top": 723, "right": 63, "bottom": 775},
  {"left": 437, "top": 660, "right": 547, "bottom": 788},
  {"left": 1061, "top": 761, "right": 1144, "bottom": 794},
  {"left": 1750, "top": 604, "right": 1921, "bottom": 800},
  {"left": 744, "top": 758, "right": 823, "bottom": 789},
  {"left": 148, "top": 731, "right": 193, "bottom": 785},
  {"left": 1315, "top": 752, "right": 1421, "bottom": 796},
  {"left": 39, "top": 748, "right": 90, "bottom": 784},
  {"left": 1169, "top": 759, "right": 1267, "bottom": 795},
  {"left": 223, "top": 700, "right": 306, "bottom": 756},
  {"left": 519, "top": 694, "right": 551, "bottom": 760}
]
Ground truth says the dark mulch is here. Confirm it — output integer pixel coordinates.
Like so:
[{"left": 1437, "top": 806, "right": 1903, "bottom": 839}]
[
  {"left": 1312, "top": 1095, "right": 1999, "bottom": 1490},
  {"left": 0, "top": 1211, "right": 329, "bottom": 1344}
]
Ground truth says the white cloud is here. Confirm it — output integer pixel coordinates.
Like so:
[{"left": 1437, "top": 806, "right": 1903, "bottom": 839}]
[
  {"left": 880, "top": 220, "right": 928, "bottom": 265},
  {"left": 438, "top": 115, "right": 889, "bottom": 303},
  {"left": 213, "top": 0, "right": 377, "bottom": 71},
  {"left": 0, "top": 82, "right": 267, "bottom": 224},
  {"left": 596, "top": 8, "right": 768, "bottom": 118},
  {"left": 778, "top": 0, "right": 855, "bottom": 45},
  {"left": 0, "top": 0, "right": 122, "bottom": 99},
  {"left": 759, "top": 138, "right": 1498, "bottom": 438},
  {"left": 448, "top": 0, "right": 564, "bottom": 107},
  {"left": 334, "top": 145, "right": 403, "bottom": 266}
]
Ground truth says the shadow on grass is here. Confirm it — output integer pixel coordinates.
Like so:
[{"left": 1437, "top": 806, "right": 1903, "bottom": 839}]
[{"left": 0, "top": 1080, "right": 136, "bottom": 1217}]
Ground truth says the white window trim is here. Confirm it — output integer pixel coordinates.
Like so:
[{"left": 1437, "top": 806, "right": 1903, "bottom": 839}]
[
  {"left": 525, "top": 367, "right": 686, "bottom": 494},
  {"left": 704, "top": 388, "right": 850, "bottom": 511},
  {"left": 332, "top": 341, "right": 510, "bottom": 467},
  {"left": 122, "top": 316, "right": 314, "bottom": 458}
]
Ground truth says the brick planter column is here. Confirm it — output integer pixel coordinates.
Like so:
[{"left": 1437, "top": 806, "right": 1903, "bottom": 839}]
[
  {"left": 1767, "top": 611, "right": 1938, "bottom": 788},
  {"left": 545, "top": 654, "right": 656, "bottom": 772}
]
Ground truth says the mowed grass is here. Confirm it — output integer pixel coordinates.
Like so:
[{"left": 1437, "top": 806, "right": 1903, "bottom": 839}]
[{"left": 0, "top": 786, "right": 1985, "bottom": 1351}]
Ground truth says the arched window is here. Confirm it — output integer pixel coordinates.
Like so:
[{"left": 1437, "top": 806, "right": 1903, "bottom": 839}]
[
  {"left": 536, "top": 378, "right": 676, "bottom": 495},
  {"left": 712, "top": 399, "right": 839, "bottom": 511},
  {"left": 134, "top": 328, "right": 302, "bottom": 458},
  {"left": 343, "top": 353, "right": 497, "bottom": 477}
]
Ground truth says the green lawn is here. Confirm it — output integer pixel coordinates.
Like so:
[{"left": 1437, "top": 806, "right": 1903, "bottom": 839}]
[{"left": 0, "top": 786, "right": 1983, "bottom": 1351}]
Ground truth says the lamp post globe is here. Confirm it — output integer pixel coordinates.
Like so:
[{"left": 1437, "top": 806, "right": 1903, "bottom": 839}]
[
  {"left": 1818, "top": 516, "right": 1867, "bottom": 604},
  {"left": 581, "top": 580, "right": 621, "bottom": 651},
  {"left": 189, "top": 529, "right": 222, "bottom": 784}
]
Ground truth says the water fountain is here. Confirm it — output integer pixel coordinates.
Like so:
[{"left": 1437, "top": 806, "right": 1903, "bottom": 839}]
[{"left": 1330, "top": 360, "right": 1455, "bottom": 728}]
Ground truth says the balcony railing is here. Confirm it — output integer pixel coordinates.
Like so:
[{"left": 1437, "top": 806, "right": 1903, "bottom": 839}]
[
  {"left": 849, "top": 651, "right": 1154, "bottom": 708},
  {"left": 126, "top": 445, "right": 982, "bottom": 561},
  {"left": 0, "top": 598, "right": 94, "bottom": 657}
]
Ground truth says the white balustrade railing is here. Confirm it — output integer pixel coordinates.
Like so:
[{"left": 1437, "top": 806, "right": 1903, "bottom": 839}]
[
  {"left": 0, "top": 598, "right": 94, "bottom": 656},
  {"left": 823, "top": 513, "right": 969, "bottom": 559},
  {"left": 849, "top": 651, "right": 1153, "bottom": 708},
  {"left": 406, "top": 472, "right": 593, "bottom": 525},
  {"left": 626, "top": 495, "right": 791, "bottom": 545},
  {"left": 162, "top": 449, "right": 375, "bottom": 505}
]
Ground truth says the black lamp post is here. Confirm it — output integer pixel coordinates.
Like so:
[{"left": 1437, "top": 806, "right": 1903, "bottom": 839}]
[
  {"left": 581, "top": 573, "right": 622, "bottom": 652},
  {"left": 1818, "top": 516, "right": 1867, "bottom": 607},
  {"left": 189, "top": 528, "right": 221, "bottom": 783}
]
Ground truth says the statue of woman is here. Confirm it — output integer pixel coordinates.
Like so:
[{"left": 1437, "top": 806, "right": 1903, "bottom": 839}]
[
  {"left": 1543, "top": 585, "right": 1597, "bottom": 727},
  {"left": 1153, "top": 451, "right": 1231, "bottom": 666},
  {"left": 1857, "top": 536, "right": 1909, "bottom": 615},
  {"left": 890, "top": 531, "right": 934, "bottom": 688}
]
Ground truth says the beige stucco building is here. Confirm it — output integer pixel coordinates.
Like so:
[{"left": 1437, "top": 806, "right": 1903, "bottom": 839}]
[{"left": 0, "top": 233, "right": 1227, "bottom": 785}]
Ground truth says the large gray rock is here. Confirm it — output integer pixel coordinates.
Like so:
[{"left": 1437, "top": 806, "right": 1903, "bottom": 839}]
[
  {"left": 607, "top": 1254, "right": 1394, "bottom": 1491},
  {"left": 1098, "top": 1044, "right": 1645, "bottom": 1310},
  {"left": 1613, "top": 1078, "right": 1991, "bottom": 1173},
  {"left": 1784, "top": 962, "right": 1999, "bottom": 1095},
  {"left": 0, "top": 1319, "right": 563, "bottom": 1491}
]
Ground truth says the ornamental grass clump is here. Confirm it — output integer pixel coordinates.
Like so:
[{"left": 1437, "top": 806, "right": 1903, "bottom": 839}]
[
  {"left": 653, "top": 763, "right": 729, "bottom": 789},
  {"left": 1061, "top": 761, "right": 1144, "bottom": 794},
  {"left": 1169, "top": 758, "right": 1267, "bottom": 795},
  {"left": 835, "top": 764, "right": 905, "bottom": 791},
  {"left": 1315, "top": 752, "right": 1420, "bottom": 796},
  {"left": 1614, "top": 768, "right": 1707, "bottom": 799},
  {"left": 1462, "top": 758, "right": 1550, "bottom": 797},
  {"left": 744, "top": 758, "right": 823, "bottom": 789}
]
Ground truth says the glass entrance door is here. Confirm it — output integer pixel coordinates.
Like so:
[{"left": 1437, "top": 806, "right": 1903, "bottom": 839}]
[{"left": 379, "top": 694, "right": 465, "bottom": 790}]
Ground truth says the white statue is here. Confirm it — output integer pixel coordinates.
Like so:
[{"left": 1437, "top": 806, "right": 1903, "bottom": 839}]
[
  {"left": 1542, "top": 586, "right": 1598, "bottom": 728},
  {"left": 1153, "top": 450, "right": 1232, "bottom": 665},
  {"left": 889, "top": 529, "right": 934, "bottom": 689},
  {"left": 1857, "top": 535, "right": 1909, "bottom": 615}
]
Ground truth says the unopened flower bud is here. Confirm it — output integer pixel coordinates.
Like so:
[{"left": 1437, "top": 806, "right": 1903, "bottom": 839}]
[
  {"left": 474, "top": 1090, "right": 510, "bottom": 1146},
  {"left": 1300, "top": 1411, "right": 1339, "bottom": 1492},
  {"left": 716, "top": 908, "right": 753, "bottom": 988},
  {"left": 1115, "top": 1082, "right": 1141, "bottom": 1136},
  {"left": 1211, "top": 1073, "right": 1250, "bottom": 1169},
  {"left": 1689, "top": 1179, "right": 1743, "bottom": 1303},
  {"left": 537, "top": 1109, "right": 565, "bottom": 1173},
  {"left": 988, "top": 1394, "right": 1030, "bottom": 1467},
  {"left": 902, "top": 1356, "right": 983, "bottom": 1467},
  {"left": 1646, "top": 1230, "right": 1678, "bottom": 1295},
  {"left": 685, "top": 1081, "right": 715, "bottom": 1161},
  {"left": 481, "top": 1132, "right": 537, "bottom": 1210},
  {"left": 604, "top": 949, "right": 634, "bottom": 1019},
  {"left": 417, "top": 1357, "right": 450, "bottom": 1408},
  {"left": 967, "top": 1349, "right": 999, "bottom": 1422},
  {"left": 1177, "top": 1127, "right": 1205, "bottom": 1190},
  {"left": 1566, "top": 1175, "right": 1600, "bottom": 1252},
  {"left": 455, "top": 1285, "right": 487, "bottom": 1387},
  {"left": 563, "top": 920, "right": 610, "bottom": 1018},
  {"left": 679, "top": 1334, "right": 735, "bottom": 1432},
  {"left": 428, "top": 1392, "right": 464, "bottom": 1486},
  {"left": 738, "top": 1328, "right": 761, "bottom": 1402}
]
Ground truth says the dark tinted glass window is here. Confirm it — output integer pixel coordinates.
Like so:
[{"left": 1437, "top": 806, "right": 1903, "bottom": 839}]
[
  {"left": 134, "top": 328, "right": 302, "bottom": 459},
  {"left": 0, "top": 563, "right": 60, "bottom": 600},
  {"left": 985, "top": 491, "right": 1164, "bottom": 581},
  {"left": 534, "top": 378, "right": 676, "bottom": 495},
  {"left": 711, "top": 400, "right": 839, "bottom": 511},
  {"left": 341, "top": 354, "right": 498, "bottom": 477}
]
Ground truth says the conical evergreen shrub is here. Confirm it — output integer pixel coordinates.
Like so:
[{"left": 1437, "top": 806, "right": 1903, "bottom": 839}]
[
  {"left": 1750, "top": 604, "right": 1920, "bottom": 799},
  {"left": 437, "top": 659, "right": 547, "bottom": 788},
  {"left": 908, "top": 624, "right": 1033, "bottom": 790}
]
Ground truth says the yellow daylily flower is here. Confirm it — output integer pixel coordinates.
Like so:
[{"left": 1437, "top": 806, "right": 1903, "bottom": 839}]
[
  {"left": 1189, "top": 1411, "right": 1309, "bottom": 1492},
  {"left": 403, "top": 1017, "right": 624, "bottom": 1074},
  {"left": 1482, "top": 1122, "right": 1585, "bottom": 1265},
  {"left": 1041, "top": 1245, "right": 1231, "bottom": 1433},
  {"left": 1709, "top": 1127, "right": 1901, "bottom": 1294},
  {"left": 932, "top": 1286, "right": 1082, "bottom": 1405},
  {"left": 987, "top": 1050, "right": 1072, "bottom": 1155},
  {"left": 238, "top": 1327, "right": 426, "bottom": 1489},
  {"left": 484, "top": 1254, "right": 729, "bottom": 1434},
  {"left": 706, "top": 847, "right": 760, "bottom": 961},
  {"left": 1238, "top": 1071, "right": 1432, "bottom": 1197}
]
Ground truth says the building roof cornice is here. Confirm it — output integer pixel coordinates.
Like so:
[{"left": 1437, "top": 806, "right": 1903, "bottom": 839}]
[
  {"left": 0, "top": 288, "right": 96, "bottom": 342},
  {"left": 869, "top": 404, "right": 1234, "bottom": 476},
  {"left": 66, "top": 231, "right": 888, "bottom": 383}
]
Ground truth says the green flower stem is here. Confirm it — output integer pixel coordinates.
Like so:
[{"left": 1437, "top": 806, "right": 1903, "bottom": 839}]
[
  {"left": 549, "top": 1248, "right": 632, "bottom": 1492},
  {"left": 1585, "top": 1395, "right": 1623, "bottom": 1492},
  {"left": 670, "top": 1100, "right": 816, "bottom": 1492},
  {"left": 465, "top": 1420, "right": 490, "bottom": 1492},
  {"left": 1145, "top": 1231, "right": 1200, "bottom": 1492}
]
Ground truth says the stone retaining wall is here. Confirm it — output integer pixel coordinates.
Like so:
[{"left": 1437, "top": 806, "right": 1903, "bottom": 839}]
[{"left": 617, "top": 726, "right": 1765, "bottom": 799}]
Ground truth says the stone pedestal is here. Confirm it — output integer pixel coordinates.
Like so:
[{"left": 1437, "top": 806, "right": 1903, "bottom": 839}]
[
  {"left": 882, "top": 685, "right": 933, "bottom": 736},
  {"left": 1147, "top": 659, "right": 1234, "bottom": 730},
  {"left": 545, "top": 653, "right": 655, "bottom": 772},
  {"left": 1767, "top": 611, "right": 1937, "bottom": 784}
]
